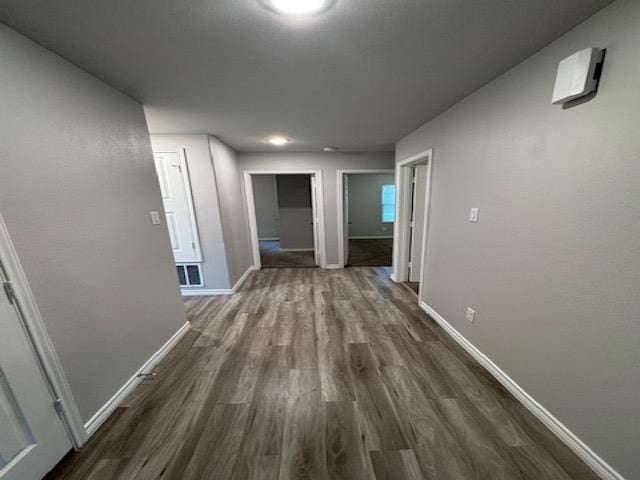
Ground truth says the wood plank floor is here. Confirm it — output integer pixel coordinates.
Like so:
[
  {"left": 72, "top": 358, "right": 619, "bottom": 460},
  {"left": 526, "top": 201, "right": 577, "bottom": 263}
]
[
  {"left": 46, "top": 267, "right": 599, "bottom": 480},
  {"left": 347, "top": 239, "right": 393, "bottom": 267},
  {"left": 260, "top": 240, "right": 316, "bottom": 268}
]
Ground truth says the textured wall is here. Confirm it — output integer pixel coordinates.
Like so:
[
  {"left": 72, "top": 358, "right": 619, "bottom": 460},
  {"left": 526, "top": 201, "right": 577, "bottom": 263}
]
[
  {"left": 396, "top": 1, "right": 640, "bottom": 477},
  {"left": 277, "top": 175, "right": 314, "bottom": 250},
  {"left": 347, "top": 173, "right": 395, "bottom": 238},
  {"left": 252, "top": 175, "right": 280, "bottom": 239},
  {"left": 0, "top": 25, "right": 187, "bottom": 421},
  {"left": 209, "top": 136, "right": 253, "bottom": 286}
]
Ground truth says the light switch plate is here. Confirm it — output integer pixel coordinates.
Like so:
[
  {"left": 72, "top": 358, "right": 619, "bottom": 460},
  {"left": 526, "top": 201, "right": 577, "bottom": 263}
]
[
  {"left": 469, "top": 208, "right": 479, "bottom": 222},
  {"left": 149, "top": 211, "right": 162, "bottom": 225},
  {"left": 465, "top": 307, "right": 476, "bottom": 323}
]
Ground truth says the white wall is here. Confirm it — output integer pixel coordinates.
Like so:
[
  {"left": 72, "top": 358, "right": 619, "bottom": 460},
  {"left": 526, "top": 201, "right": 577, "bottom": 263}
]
[
  {"left": 150, "top": 135, "right": 231, "bottom": 289},
  {"left": 209, "top": 136, "right": 253, "bottom": 286},
  {"left": 238, "top": 152, "right": 395, "bottom": 265},
  {"left": 252, "top": 175, "right": 280, "bottom": 239},
  {"left": 347, "top": 173, "right": 395, "bottom": 238},
  {"left": 396, "top": 1, "right": 640, "bottom": 477},
  {"left": 276, "top": 175, "right": 314, "bottom": 250},
  {"left": 0, "top": 25, "right": 187, "bottom": 422}
]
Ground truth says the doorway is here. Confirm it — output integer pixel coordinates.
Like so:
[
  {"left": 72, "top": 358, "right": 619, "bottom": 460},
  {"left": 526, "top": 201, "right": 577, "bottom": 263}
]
[
  {"left": 337, "top": 169, "right": 395, "bottom": 268},
  {"left": 392, "top": 149, "right": 433, "bottom": 300},
  {"left": 244, "top": 171, "right": 326, "bottom": 269}
]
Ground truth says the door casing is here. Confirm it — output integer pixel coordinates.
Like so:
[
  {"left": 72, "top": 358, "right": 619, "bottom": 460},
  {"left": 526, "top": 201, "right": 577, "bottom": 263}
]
[
  {"left": 336, "top": 169, "right": 395, "bottom": 268},
  {"left": 244, "top": 170, "right": 327, "bottom": 269},
  {"left": 392, "top": 149, "right": 434, "bottom": 303}
]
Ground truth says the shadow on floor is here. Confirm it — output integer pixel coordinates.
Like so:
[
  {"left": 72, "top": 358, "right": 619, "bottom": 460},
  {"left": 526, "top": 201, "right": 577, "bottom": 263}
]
[
  {"left": 260, "top": 240, "right": 316, "bottom": 268},
  {"left": 347, "top": 238, "right": 393, "bottom": 267}
]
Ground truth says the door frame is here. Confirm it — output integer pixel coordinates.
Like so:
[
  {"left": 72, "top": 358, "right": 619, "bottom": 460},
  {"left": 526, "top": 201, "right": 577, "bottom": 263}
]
[
  {"left": 243, "top": 170, "right": 327, "bottom": 269},
  {"left": 336, "top": 169, "right": 395, "bottom": 268},
  {"left": 392, "top": 149, "right": 434, "bottom": 300},
  {"left": 0, "top": 212, "right": 87, "bottom": 449}
]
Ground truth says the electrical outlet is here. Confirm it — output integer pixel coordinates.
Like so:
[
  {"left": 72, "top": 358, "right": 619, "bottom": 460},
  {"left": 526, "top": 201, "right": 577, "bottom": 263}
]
[
  {"left": 465, "top": 307, "right": 476, "bottom": 323},
  {"left": 468, "top": 207, "right": 479, "bottom": 222},
  {"left": 149, "top": 211, "right": 162, "bottom": 225}
]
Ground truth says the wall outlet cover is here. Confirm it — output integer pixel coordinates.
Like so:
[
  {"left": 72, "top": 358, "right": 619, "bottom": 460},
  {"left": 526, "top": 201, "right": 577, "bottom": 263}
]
[{"left": 469, "top": 208, "right": 479, "bottom": 222}]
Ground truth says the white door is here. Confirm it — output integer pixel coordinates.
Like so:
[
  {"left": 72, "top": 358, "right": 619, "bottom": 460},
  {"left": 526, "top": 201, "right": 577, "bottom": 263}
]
[
  {"left": 153, "top": 150, "right": 202, "bottom": 263},
  {"left": 0, "top": 266, "right": 72, "bottom": 480},
  {"left": 310, "top": 175, "right": 320, "bottom": 266},
  {"left": 409, "top": 164, "right": 428, "bottom": 283}
]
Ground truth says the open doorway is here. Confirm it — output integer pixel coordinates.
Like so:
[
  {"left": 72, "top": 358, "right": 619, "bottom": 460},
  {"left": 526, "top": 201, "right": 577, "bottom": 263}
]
[
  {"left": 244, "top": 170, "right": 326, "bottom": 269},
  {"left": 337, "top": 169, "right": 395, "bottom": 268},
  {"left": 392, "top": 149, "right": 433, "bottom": 300}
]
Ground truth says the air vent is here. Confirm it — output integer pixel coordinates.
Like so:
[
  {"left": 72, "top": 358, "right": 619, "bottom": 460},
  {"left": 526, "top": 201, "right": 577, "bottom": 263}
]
[{"left": 176, "top": 264, "right": 203, "bottom": 287}]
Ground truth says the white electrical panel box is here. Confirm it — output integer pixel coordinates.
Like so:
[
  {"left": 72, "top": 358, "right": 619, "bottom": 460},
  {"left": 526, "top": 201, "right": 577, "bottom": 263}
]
[{"left": 551, "top": 48, "right": 603, "bottom": 105}]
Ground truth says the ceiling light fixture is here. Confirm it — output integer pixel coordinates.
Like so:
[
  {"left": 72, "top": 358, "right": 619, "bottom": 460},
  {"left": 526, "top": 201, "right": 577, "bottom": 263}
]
[
  {"left": 323, "top": 146, "right": 338, "bottom": 152},
  {"left": 268, "top": 0, "right": 328, "bottom": 16},
  {"left": 266, "top": 136, "right": 290, "bottom": 146}
]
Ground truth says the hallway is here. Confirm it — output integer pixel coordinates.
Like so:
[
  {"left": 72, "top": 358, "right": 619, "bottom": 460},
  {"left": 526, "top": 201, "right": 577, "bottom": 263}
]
[{"left": 47, "top": 268, "right": 598, "bottom": 480}]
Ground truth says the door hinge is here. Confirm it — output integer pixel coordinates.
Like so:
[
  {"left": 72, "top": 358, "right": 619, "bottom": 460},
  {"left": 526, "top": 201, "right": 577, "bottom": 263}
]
[
  {"left": 191, "top": 241, "right": 196, "bottom": 249},
  {"left": 3, "top": 281, "right": 16, "bottom": 304},
  {"left": 53, "top": 399, "right": 65, "bottom": 418}
]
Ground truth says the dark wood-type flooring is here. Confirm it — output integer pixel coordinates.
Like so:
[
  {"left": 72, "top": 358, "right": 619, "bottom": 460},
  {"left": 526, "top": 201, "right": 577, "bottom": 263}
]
[
  {"left": 260, "top": 240, "right": 316, "bottom": 268},
  {"left": 347, "top": 238, "right": 393, "bottom": 267},
  {"left": 46, "top": 267, "right": 599, "bottom": 480}
]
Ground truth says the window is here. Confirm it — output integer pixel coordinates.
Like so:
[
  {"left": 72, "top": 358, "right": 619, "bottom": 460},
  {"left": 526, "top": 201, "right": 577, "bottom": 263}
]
[{"left": 381, "top": 184, "right": 396, "bottom": 222}]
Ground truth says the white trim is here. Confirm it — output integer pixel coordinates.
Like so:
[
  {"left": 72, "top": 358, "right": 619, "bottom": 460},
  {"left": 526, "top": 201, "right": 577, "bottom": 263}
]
[
  {"left": 0, "top": 213, "right": 87, "bottom": 447},
  {"left": 84, "top": 321, "right": 191, "bottom": 437},
  {"left": 323, "top": 264, "right": 343, "bottom": 270},
  {"left": 244, "top": 170, "right": 327, "bottom": 269},
  {"left": 279, "top": 247, "right": 314, "bottom": 252},
  {"left": 418, "top": 302, "right": 625, "bottom": 480},
  {"left": 258, "top": 237, "right": 280, "bottom": 241},
  {"left": 181, "top": 288, "right": 234, "bottom": 296},
  {"left": 392, "top": 149, "right": 433, "bottom": 294},
  {"left": 348, "top": 235, "right": 394, "bottom": 240},
  {"left": 153, "top": 148, "right": 203, "bottom": 263},
  {"left": 336, "top": 169, "right": 395, "bottom": 268},
  {"left": 180, "top": 265, "right": 257, "bottom": 296}
]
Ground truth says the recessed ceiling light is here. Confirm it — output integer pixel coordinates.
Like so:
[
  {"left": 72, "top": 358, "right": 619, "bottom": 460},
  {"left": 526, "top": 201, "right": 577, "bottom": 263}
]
[
  {"left": 323, "top": 146, "right": 338, "bottom": 152},
  {"left": 269, "top": 0, "right": 328, "bottom": 16},
  {"left": 266, "top": 136, "right": 290, "bottom": 146}
]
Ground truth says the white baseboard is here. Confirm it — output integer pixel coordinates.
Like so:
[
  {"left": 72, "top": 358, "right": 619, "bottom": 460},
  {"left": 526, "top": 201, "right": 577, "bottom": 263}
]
[
  {"left": 181, "top": 266, "right": 257, "bottom": 296},
  {"left": 279, "top": 248, "right": 314, "bottom": 252},
  {"left": 324, "top": 264, "right": 343, "bottom": 269},
  {"left": 418, "top": 302, "right": 625, "bottom": 480},
  {"left": 348, "top": 235, "right": 393, "bottom": 239},
  {"left": 390, "top": 273, "right": 398, "bottom": 282},
  {"left": 182, "top": 288, "right": 233, "bottom": 296},
  {"left": 231, "top": 265, "right": 258, "bottom": 292},
  {"left": 84, "top": 321, "right": 191, "bottom": 438}
]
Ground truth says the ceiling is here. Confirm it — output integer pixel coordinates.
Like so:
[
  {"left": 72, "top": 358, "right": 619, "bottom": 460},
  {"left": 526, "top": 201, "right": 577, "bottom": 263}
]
[{"left": 1, "top": 0, "right": 612, "bottom": 152}]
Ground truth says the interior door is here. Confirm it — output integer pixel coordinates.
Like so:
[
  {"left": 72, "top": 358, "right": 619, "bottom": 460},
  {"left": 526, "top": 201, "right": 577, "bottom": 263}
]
[
  {"left": 310, "top": 175, "right": 320, "bottom": 266},
  {"left": 153, "top": 150, "right": 202, "bottom": 263},
  {"left": 343, "top": 174, "right": 350, "bottom": 265},
  {"left": 409, "top": 164, "right": 427, "bottom": 282},
  {"left": 0, "top": 265, "right": 72, "bottom": 480}
]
